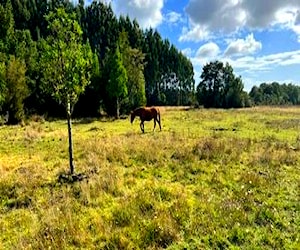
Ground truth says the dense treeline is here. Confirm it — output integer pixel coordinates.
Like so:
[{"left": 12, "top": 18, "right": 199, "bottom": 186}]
[
  {"left": 249, "top": 82, "right": 300, "bottom": 105},
  {"left": 1, "top": 0, "right": 300, "bottom": 124},
  {"left": 196, "top": 61, "right": 300, "bottom": 108},
  {"left": 0, "top": 0, "right": 194, "bottom": 123}
]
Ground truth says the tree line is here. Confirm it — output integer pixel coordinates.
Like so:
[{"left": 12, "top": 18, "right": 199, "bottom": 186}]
[
  {"left": 249, "top": 82, "right": 300, "bottom": 105},
  {"left": 1, "top": 0, "right": 300, "bottom": 125},
  {"left": 0, "top": 0, "right": 195, "bottom": 124}
]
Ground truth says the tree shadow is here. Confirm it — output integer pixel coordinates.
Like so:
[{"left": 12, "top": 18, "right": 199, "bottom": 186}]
[{"left": 57, "top": 172, "right": 89, "bottom": 184}]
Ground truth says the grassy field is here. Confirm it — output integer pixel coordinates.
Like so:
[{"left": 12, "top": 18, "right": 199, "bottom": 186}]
[{"left": 0, "top": 107, "right": 299, "bottom": 249}]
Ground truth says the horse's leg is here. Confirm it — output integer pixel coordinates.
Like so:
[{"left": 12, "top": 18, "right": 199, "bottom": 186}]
[
  {"left": 157, "top": 113, "right": 161, "bottom": 131},
  {"left": 153, "top": 118, "right": 156, "bottom": 131},
  {"left": 140, "top": 121, "right": 144, "bottom": 133}
]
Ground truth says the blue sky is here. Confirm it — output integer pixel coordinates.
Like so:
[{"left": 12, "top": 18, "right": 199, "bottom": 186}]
[{"left": 89, "top": 0, "right": 300, "bottom": 91}]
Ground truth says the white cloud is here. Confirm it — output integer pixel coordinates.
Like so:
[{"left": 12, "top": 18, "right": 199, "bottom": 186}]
[
  {"left": 196, "top": 42, "right": 220, "bottom": 57},
  {"left": 225, "top": 50, "right": 300, "bottom": 73},
  {"left": 224, "top": 34, "right": 262, "bottom": 57},
  {"left": 189, "top": 42, "right": 300, "bottom": 77},
  {"left": 274, "top": 7, "right": 300, "bottom": 40},
  {"left": 191, "top": 42, "right": 220, "bottom": 66},
  {"left": 182, "top": 0, "right": 300, "bottom": 41},
  {"left": 112, "top": 0, "right": 164, "bottom": 29},
  {"left": 184, "top": 0, "right": 246, "bottom": 38},
  {"left": 179, "top": 25, "right": 211, "bottom": 42},
  {"left": 191, "top": 49, "right": 300, "bottom": 90},
  {"left": 165, "top": 11, "right": 183, "bottom": 24}
]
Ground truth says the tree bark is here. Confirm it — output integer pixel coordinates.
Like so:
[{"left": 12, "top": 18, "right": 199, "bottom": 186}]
[{"left": 67, "top": 101, "right": 74, "bottom": 174}]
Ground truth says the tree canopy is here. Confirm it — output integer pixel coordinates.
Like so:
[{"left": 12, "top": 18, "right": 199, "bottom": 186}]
[
  {"left": 196, "top": 61, "right": 250, "bottom": 108},
  {"left": 249, "top": 82, "right": 300, "bottom": 105}
]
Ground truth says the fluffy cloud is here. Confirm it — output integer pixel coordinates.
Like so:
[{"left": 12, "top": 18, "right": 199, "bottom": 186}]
[
  {"left": 185, "top": 0, "right": 246, "bottom": 33},
  {"left": 112, "top": 0, "right": 164, "bottom": 29},
  {"left": 224, "top": 50, "right": 300, "bottom": 74},
  {"left": 224, "top": 34, "right": 262, "bottom": 57},
  {"left": 191, "top": 42, "right": 221, "bottom": 66},
  {"left": 179, "top": 25, "right": 211, "bottom": 42},
  {"left": 196, "top": 42, "right": 220, "bottom": 57},
  {"left": 165, "top": 11, "right": 183, "bottom": 24},
  {"left": 182, "top": 0, "right": 300, "bottom": 42},
  {"left": 275, "top": 7, "right": 300, "bottom": 42}
]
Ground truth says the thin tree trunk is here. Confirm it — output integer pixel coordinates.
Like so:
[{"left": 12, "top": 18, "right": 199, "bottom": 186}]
[
  {"left": 67, "top": 101, "right": 74, "bottom": 175},
  {"left": 116, "top": 98, "right": 120, "bottom": 119}
]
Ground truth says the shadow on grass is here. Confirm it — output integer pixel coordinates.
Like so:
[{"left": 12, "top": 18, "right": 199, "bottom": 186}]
[
  {"left": 57, "top": 172, "right": 89, "bottom": 184},
  {"left": 56, "top": 167, "right": 99, "bottom": 185}
]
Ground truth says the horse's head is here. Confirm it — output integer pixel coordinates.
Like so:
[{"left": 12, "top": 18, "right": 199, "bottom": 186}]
[{"left": 130, "top": 111, "right": 135, "bottom": 123}]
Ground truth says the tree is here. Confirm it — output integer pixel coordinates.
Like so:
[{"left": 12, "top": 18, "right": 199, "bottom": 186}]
[
  {"left": 196, "top": 61, "right": 224, "bottom": 108},
  {"left": 197, "top": 61, "right": 247, "bottom": 108},
  {"left": 249, "top": 86, "right": 262, "bottom": 105},
  {"left": 5, "top": 56, "right": 28, "bottom": 124},
  {"left": 40, "top": 8, "right": 93, "bottom": 175},
  {"left": 74, "top": 51, "right": 102, "bottom": 117},
  {"left": 142, "top": 29, "right": 160, "bottom": 105},
  {"left": 118, "top": 31, "right": 146, "bottom": 111},
  {"left": 0, "top": 62, "right": 6, "bottom": 111},
  {"left": 105, "top": 46, "right": 128, "bottom": 118},
  {"left": 249, "top": 82, "right": 300, "bottom": 105},
  {"left": 0, "top": 0, "right": 15, "bottom": 54}
]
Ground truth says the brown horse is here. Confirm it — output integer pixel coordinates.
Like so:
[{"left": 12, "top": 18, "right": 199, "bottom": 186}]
[{"left": 130, "top": 107, "right": 161, "bottom": 133}]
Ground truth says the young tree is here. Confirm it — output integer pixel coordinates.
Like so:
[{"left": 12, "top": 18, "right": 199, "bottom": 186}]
[
  {"left": 40, "top": 7, "right": 93, "bottom": 175},
  {"left": 105, "top": 46, "right": 128, "bottom": 118}
]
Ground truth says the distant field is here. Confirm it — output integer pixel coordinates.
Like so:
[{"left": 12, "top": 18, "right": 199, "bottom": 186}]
[{"left": 0, "top": 107, "right": 299, "bottom": 249}]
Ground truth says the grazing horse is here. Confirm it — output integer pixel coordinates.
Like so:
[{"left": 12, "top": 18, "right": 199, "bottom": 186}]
[{"left": 130, "top": 107, "right": 161, "bottom": 133}]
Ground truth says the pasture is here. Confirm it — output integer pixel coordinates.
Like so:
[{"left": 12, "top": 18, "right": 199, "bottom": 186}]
[{"left": 0, "top": 107, "right": 299, "bottom": 249}]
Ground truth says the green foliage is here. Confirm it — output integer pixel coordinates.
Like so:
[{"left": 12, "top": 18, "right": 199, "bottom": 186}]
[
  {"left": 0, "top": 0, "right": 14, "bottom": 42},
  {"left": 4, "top": 56, "right": 28, "bottom": 124},
  {"left": 105, "top": 46, "right": 128, "bottom": 118},
  {"left": 0, "top": 62, "right": 6, "bottom": 108},
  {"left": 250, "top": 82, "right": 300, "bottom": 105},
  {"left": 0, "top": 0, "right": 196, "bottom": 117},
  {"left": 40, "top": 7, "right": 93, "bottom": 174},
  {"left": 40, "top": 7, "right": 92, "bottom": 111},
  {"left": 143, "top": 30, "right": 195, "bottom": 106},
  {"left": 83, "top": 1, "right": 119, "bottom": 61},
  {"left": 197, "top": 61, "right": 248, "bottom": 108},
  {"left": 118, "top": 31, "right": 146, "bottom": 111}
]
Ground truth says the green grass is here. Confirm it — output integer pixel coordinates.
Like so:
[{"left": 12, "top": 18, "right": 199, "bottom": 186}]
[{"left": 0, "top": 107, "right": 299, "bottom": 249}]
